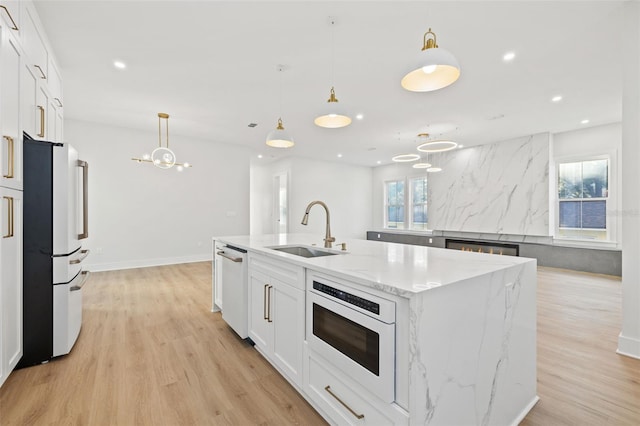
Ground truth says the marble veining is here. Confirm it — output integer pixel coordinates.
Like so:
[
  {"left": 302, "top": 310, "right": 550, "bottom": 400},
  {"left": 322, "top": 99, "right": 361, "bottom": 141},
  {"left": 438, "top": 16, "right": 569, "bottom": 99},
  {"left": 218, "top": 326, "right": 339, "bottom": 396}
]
[{"left": 429, "top": 133, "right": 550, "bottom": 236}]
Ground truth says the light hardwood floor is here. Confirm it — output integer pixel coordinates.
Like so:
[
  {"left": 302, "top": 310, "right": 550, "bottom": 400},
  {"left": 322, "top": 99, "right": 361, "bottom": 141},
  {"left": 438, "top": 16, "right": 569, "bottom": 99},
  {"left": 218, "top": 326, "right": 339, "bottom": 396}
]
[{"left": 1, "top": 263, "right": 639, "bottom": 425}]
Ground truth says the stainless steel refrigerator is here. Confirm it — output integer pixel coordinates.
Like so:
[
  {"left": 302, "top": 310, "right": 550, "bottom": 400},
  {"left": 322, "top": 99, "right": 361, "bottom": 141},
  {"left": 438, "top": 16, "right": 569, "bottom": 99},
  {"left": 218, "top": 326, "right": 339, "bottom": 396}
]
[{"left": 18, "top": 134, "right": 90, "bottom": 368}]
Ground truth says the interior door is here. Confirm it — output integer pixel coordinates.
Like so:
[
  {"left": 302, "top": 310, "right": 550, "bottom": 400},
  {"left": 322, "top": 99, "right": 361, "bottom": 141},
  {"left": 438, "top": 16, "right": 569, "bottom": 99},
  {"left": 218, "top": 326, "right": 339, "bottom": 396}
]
[{"left": 272, "top": 172, "right": 288, "bottom": 234}]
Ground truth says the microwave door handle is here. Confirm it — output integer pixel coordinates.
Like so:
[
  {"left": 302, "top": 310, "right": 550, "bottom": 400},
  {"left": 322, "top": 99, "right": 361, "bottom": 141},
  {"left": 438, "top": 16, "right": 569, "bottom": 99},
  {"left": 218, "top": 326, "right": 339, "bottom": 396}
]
[{"left": 77, "top": 160, "right": 89, "bottom": 239}]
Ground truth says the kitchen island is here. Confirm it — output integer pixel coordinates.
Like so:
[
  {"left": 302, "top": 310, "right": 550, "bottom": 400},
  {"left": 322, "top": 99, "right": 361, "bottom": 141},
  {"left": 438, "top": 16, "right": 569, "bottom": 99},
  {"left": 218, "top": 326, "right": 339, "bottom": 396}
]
[{"left": 213, "top": 234, "right": 538, "bottom": 425}]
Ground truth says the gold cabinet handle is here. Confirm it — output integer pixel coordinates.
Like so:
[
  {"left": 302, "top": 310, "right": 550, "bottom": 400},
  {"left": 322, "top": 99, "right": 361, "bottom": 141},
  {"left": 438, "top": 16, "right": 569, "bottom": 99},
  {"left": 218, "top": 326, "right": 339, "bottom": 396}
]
[
  {"left": 2, "top": 136, "right": 14, "bottom": 179},
  {"left": 0, "top": 5, "right": 18, "bottom": 30},
  {"left": 324, "top": 386, "right": 365, "bottom": 420},
  {"left": 54, "top": 97, "right": 63, "bottom": 107},
  {"left": 37, "top": 105, "right": 45, "bottom": 137},
  {"left": 34, "top": 64, "right": 47, "bottom": 79},
  {"left": 69, "top": 249, "right": 90, "bottom": 265},
  {"left": 267, "top": 285, "right": 273, "bottom": 322},
  {"left": 3, "top": 196, "right": 14, "bottom": 238},
  {"left": 263, "top": 284, "right": 269, "bottom": 320}
]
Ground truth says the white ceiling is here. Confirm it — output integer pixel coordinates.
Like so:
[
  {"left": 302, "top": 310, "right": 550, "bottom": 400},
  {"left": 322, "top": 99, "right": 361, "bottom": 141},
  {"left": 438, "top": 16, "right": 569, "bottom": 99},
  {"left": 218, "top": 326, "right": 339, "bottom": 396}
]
[{"left": 34, "top": 0, "right": 625, "bottom": 167}]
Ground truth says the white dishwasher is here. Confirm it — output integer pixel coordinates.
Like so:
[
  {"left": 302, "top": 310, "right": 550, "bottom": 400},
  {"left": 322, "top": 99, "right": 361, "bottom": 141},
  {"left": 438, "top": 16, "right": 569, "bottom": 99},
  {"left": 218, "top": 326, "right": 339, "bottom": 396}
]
[{"left": 216, "top": 245, "right": 249, "bottom": 338}]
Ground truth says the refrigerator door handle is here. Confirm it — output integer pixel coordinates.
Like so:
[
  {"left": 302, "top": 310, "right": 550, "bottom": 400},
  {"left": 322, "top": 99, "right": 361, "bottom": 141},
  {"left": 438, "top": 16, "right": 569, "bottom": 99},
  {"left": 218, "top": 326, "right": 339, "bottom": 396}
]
[
  {"left": 77, "top": 160, "right": 89, "bottom": 239},
  {"left": 69, "top": 249, "right": 90, "bottom": 265},
  {"left": 71, "top": 270, "right": 91, "bottom": 292}
]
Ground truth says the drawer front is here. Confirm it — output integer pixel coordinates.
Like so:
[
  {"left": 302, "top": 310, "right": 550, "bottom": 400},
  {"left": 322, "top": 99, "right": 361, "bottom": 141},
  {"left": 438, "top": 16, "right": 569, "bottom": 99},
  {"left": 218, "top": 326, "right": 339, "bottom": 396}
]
[
  {"left": 307, "top": 352, "right": 405, "bottom": 426},
  {"left": 248, "top": 252, "right": 304, "bottom": 289}
]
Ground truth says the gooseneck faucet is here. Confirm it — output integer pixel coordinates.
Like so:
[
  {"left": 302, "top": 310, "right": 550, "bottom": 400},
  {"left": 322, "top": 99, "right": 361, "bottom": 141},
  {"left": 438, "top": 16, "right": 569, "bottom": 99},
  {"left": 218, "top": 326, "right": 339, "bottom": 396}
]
[{"left": 301, "top": 201, "right": 335, "bottom": 248}]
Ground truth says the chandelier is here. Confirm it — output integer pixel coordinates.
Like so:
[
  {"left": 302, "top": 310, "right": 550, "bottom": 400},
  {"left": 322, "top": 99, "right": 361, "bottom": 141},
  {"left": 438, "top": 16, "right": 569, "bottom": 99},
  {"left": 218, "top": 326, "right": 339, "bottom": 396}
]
[{"left": 132, "top": 113, "right": 192, "bottom": 171}]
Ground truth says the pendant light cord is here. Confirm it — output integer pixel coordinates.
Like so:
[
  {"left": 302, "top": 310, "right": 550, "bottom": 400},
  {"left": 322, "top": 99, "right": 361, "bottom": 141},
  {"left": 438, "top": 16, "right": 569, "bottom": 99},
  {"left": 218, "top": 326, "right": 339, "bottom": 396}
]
[{"left": 330, "top": 18, "right": 335, "bottom": 86}]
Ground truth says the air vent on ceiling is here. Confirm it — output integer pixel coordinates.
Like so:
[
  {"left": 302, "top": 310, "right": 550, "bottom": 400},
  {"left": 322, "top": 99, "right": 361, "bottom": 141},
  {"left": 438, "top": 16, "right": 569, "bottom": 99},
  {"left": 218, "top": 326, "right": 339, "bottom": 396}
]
[{"left": 248, "top": 123, "right": 258, "bottom": 128}]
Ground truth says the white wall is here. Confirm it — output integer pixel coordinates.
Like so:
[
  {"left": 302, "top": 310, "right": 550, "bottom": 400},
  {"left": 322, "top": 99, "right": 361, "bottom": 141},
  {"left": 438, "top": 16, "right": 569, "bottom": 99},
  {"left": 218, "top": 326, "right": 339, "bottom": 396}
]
[
  {"left": 64, "top": 119, "right": 251, "bottom": 271},
  {"left": 251, "top": 157, "right": 373, "bottom": 241},
  {"left": 373, "top": 133, "right": 550, "bottom": 236}
]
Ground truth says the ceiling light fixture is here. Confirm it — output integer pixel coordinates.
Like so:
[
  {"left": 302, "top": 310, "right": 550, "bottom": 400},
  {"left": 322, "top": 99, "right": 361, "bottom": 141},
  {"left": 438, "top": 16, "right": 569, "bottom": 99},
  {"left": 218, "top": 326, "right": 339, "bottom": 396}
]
[
  {"left": 413, "top": 162, "right": 432, "bottom": 169},
  {"left": 113, "top": 60, "right": 126, "bottom": 69},
  {"left": 426, "top": 167, "right": 442, "bottom": 173},
  {"left": 392, "top": 153, "right": 421, "bottom": 162},
  {"left": 132, "top": 113, "right": 192, "bottom": 171},
  {"left": 356, "top": 113, "right": 364, "bottom": 120},
  {"left": 416, "top": 133, "right": 458, "bottom": 152},
  {"left": 581, "top": 119, "right": 590, "bottom": 124},
  {"left": 503, "top": 51, "right": 516, "bottom": 62},
  {"left": 551, "top": 95, "right": 563, "bottom": 102},
  {"left": 315, "top": 17, "right": 351, "bottom": 128},
  {"left": 401, "top": 27, "right": 460, "bottom": 92},
  {"left": 266, "top": 65, "right": 294, "bottom": 148}
]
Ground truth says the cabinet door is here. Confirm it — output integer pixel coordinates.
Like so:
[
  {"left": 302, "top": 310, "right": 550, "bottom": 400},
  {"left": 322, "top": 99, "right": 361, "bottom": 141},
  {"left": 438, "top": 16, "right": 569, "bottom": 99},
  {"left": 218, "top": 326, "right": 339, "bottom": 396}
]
[
  {"left": 248, "top": 270, "right": 271, "bottom": 353},
  {"left": 21, "top": 1, "right": 47, "bottom": 80},
  {"left": 0, "top": 187, "right": 23, "bottom": 387},
  {"left": 271, "top": 279, "right": 304, "bottom": 386},
  {"left": 20, "top": 59, "right": 37, "bottom": 139},
  {"left": 0, "top": 1, "right": 20, "bottom": 39},
  {"left": 1, "top": 26, "right": 22, "bottom": 189}
]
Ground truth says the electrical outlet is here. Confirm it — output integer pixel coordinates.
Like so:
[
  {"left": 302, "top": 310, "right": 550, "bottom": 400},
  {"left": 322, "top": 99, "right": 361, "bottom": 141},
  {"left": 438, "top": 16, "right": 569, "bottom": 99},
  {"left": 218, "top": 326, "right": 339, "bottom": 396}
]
[
  {"left": 95, "top": 247, "right": 103, "bottom": 254},
  {"left": 429, "top": 238, "right": 433, "bottom": 244}
]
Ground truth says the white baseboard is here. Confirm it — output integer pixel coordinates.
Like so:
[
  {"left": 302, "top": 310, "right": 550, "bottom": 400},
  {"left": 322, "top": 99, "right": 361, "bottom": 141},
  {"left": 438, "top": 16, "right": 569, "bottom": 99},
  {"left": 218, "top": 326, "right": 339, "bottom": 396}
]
[
  {"left": 85, "top": 254, "right": 211, "bottom": 272},
  {"left": 617, "top": 332, "right": 640, "bottom": 359}
]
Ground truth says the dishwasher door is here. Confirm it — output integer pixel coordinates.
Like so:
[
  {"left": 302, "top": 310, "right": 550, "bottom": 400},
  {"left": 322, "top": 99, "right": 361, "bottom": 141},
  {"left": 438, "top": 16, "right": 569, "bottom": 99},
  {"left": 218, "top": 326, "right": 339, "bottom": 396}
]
[{"left": 217, "top": 245, "right": 248, "bottom": 339}]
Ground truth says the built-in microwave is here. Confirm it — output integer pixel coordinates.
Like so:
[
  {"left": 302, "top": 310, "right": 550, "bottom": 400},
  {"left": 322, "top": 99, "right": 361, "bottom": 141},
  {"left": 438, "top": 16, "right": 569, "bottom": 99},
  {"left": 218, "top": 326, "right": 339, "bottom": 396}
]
[{"left": 306, "top": 275, "right": 396, "bottom": 403}]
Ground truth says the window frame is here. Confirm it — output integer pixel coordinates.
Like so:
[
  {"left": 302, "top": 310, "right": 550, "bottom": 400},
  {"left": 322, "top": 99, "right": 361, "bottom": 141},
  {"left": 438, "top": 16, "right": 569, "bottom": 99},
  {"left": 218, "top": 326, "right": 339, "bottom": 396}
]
[
  {"left": 383, "top": 175, "right": 430, "bottom": 231},
  {"left": 555, "top": 153, "right": 612, "bottom": 241}
]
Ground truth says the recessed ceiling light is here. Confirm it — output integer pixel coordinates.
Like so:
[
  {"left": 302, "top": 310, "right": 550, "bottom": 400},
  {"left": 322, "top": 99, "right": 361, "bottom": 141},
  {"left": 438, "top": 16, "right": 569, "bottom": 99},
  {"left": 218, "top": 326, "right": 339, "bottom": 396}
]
[
  {"left": 376, "top": 160, "right": 382, "bottom": 164},
  {"left": 113, "top": 60, "right": 126, "bottom": 69},
  {"left": 257, "top": 154, "right": 263, "bottom": 159},
  {"left": 337, "top": 153, "right": 343, "bottom": 158},
  {"left": 581, "top": 119, "right": 590, "bottom": 124},
  {"left": 503, "top": 51, "right": 516, "bottom": 62},
  {"left": 551, "top": 95, "right": 563, "bottom": 102},
  {"left": 356, "top": 114, "right": 364, "bottom": 120},
  {"left": 458, "top": 144, "right": 464, "bottom": 149}
]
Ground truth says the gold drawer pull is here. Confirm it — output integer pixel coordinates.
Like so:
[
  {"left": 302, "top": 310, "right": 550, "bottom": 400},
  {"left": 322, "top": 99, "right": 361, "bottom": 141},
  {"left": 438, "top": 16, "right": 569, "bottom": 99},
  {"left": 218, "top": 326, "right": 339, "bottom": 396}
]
[
  {"left": 37, "top": 105, "right": 45, "bottom": 137},
  {"left": 0, "top": 5, "right": 18, "bottom": 30},
  {"left": 263, "top": 284, "right": 268, "bottom": 320},
  {"left": 3, "top": 136, "right": 14, "bottom": 178},
  {"left": 266, "top": 285, "right": 273, "bottom": 322},
  {"left": 324, "top": 386, "right": 364, "bottom": 420},
  {"left": 34, "top": 64, "right": 47, "bottom": 79},
  {"left": 3, "top": 196, "right": 14, "bottom": 238}
]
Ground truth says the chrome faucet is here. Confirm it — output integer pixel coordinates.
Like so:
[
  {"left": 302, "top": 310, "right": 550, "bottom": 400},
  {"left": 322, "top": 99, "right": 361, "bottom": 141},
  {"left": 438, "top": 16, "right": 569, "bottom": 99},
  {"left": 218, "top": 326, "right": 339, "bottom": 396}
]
[{"left": 301, "top": 201, "right": 335, "bottom": 248}]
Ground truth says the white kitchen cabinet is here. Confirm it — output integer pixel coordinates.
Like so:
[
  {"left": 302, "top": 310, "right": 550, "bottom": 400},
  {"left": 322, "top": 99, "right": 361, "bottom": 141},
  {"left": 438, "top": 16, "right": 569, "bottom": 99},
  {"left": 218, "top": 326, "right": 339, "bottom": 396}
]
[
  {"left": 1, "top": 23, "right": 22, "bottom": 189},
  {"left": 0, "top": 1, "right": 20, "bottom": 40},
  {"left": 248, "top": 253, "right": 305, "bottom": 387},
  {"left": 20, "top": 1, "right": 47, "bottom": 82},
  {"left": 0, "top": 187, "right": 23, "bottom": 388}
]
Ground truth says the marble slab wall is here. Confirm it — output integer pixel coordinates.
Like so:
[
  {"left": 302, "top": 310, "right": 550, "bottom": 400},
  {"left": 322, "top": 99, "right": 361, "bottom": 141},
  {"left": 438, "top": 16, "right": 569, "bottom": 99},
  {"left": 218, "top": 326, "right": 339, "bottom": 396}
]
[{"left": 428, "top": 133, "right": 550, "bottom": 236}]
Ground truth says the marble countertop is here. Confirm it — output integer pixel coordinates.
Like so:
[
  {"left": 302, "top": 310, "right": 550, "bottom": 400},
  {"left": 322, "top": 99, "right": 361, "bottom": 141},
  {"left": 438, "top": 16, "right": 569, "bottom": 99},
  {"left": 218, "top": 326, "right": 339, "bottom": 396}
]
[{"left": 214, "top": 234, "right": 535, "bottom": 297}]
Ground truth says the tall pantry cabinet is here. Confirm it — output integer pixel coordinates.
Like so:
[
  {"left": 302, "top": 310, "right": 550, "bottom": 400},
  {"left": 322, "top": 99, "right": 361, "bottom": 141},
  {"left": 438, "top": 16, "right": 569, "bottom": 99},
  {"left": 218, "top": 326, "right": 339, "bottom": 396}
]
[{"left": 0, "top": 0, "right": 63, "bottom": 388}]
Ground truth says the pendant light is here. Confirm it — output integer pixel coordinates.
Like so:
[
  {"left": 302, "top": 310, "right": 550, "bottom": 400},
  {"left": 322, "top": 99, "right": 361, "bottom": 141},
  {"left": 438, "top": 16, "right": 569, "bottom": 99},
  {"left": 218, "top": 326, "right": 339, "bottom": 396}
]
[
  {"left": 266, "top": 65, "right": 294, "bottom": 148},
  {"left": 314, "top": 16, "right": 351, "bottom": 128},
  {"left": 132, "top": 113, "right": 192, "bottom": 171},
  {"left": 416, "top": 132, "right": 458, "bottom": 152},
  {"left": 401, "top": 28, "right": 460, "bottom": 92}
]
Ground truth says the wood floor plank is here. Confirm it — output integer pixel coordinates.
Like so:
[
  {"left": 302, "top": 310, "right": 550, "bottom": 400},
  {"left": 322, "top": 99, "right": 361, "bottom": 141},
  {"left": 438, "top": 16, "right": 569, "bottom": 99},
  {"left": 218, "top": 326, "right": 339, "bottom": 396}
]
[{"left": 1, "top": 262, "right": 639, "bottom": 425}]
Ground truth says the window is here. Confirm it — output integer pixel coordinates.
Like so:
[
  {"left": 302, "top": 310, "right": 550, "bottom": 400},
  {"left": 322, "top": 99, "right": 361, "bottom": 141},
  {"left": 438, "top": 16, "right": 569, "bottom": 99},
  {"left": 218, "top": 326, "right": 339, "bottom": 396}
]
[
  {"left": 410, "top": 177, "right": 428, "bottom": 230},
  {"left": 384, "top": 180, "right": 405, "bottom": 229},
  {"left": 557, "top": 158, "right": 608, "bottom": 240},
  {"left": 384, "top": 177, "right": 429, "bottom": 230}
]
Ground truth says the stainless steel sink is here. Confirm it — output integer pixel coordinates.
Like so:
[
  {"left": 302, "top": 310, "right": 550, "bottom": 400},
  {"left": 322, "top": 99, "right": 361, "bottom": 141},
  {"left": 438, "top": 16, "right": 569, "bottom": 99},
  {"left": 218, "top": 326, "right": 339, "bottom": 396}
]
[{"left": 268, "top": 245, "right": 341, "bottom": 258}]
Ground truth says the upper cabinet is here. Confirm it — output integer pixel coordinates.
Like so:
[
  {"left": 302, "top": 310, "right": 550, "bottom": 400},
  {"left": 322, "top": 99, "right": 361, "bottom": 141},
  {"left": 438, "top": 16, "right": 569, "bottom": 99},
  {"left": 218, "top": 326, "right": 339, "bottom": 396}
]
[
  {"left": 1, "top": 23, "right": 23, "bottom": 189},
  {"left": 21, "top": 1, "right": 46, "bottom": 82},
  {"left": 0, "top": 1, "right": 20, "bottom": 41}
]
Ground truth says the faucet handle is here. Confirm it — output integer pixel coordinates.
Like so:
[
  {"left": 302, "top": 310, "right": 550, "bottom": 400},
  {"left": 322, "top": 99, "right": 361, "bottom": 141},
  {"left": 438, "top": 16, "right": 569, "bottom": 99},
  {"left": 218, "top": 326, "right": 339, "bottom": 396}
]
[{"left": 325, "top": 236, "right": 336, "bottom": 243}]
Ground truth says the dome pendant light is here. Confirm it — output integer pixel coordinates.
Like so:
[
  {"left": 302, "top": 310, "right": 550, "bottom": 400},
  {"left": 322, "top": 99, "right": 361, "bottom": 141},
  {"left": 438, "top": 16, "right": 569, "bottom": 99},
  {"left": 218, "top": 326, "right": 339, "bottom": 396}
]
[
  {"left": 314, "top": 87, "right": 352, "bottom": 128},
  {"left": 266, "top": 65, "right": 294, "bottom": 148},
  {"left": 266, "top": 118, "right": 294, "bottom": 148},
  {"left": 401, "top": 28, "right": 460, "bottom": 92},
  {"left": 314, "top": 16, "right": 351, "bottom": 128}
]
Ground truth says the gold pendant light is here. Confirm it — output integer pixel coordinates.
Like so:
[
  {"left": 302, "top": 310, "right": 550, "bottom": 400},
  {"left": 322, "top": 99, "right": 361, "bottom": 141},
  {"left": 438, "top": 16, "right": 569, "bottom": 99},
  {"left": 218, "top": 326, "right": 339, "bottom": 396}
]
[
  {"left": 401, "top": 28, "right": 460, "bottom": 92},
  {"left": 132, "top": 113, "right": 192, "bottom": 171},
  {"left": 266, "top": 65, "right": 295, "bottom": 148},
  {"left": 314, "top": 16, "right": 351, "bottom": 128}
]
